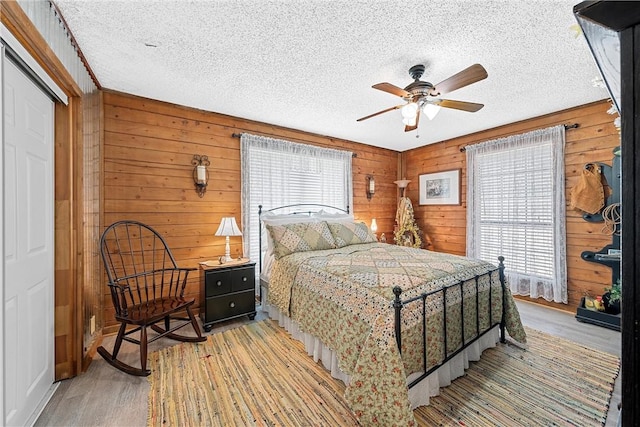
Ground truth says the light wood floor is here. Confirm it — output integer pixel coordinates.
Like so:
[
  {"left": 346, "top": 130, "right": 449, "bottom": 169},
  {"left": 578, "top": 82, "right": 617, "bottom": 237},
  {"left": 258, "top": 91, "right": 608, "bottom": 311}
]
[{"left": 35, "top": 300, "right": 622, "bottom": 426}]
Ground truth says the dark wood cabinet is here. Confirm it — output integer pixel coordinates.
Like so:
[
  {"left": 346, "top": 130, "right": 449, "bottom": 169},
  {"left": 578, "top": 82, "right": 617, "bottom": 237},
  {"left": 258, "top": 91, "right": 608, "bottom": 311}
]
[
  {"left": 574, "top": 2, "right": 640, "bottom": 423},
  {"left": 200, "top": 262, "right": 256, "bottom": 332}
]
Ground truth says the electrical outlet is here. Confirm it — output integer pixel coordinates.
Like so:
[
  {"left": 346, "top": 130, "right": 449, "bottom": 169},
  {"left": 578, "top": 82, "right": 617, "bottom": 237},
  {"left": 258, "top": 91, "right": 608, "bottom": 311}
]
[{"left": 90, "top": 315, "right": 96, "bottom": 334}]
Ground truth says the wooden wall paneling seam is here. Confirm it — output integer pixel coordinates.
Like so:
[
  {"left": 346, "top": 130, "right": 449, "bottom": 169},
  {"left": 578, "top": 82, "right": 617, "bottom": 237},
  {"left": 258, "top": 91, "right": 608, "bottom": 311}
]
[
  {"left": 77, "top": 91, "right": 104, "bottom": 372},
  {"left": 70, "top": 97, "right": 85, "bottom": 375},
  {"left": 102, "top": 90, "right": 394, "bottom": 159},
  {"left": 448, "top": 100, "right": 611, "bottom": 150},
  {"left": 53, "top": 101, "right": 76, "bottom": 379},
  {"left": 103, "top": 105, "right": 403, "bottom": 164}
]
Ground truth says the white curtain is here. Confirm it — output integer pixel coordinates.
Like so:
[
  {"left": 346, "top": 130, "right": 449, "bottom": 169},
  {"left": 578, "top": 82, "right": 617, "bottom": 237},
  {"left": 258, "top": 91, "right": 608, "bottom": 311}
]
[
  {"left": 466, "top": 126, "right": 567, "bottom": 303},
  {"left": 240, "top": 134, "right": 353, "bottom": 283}
]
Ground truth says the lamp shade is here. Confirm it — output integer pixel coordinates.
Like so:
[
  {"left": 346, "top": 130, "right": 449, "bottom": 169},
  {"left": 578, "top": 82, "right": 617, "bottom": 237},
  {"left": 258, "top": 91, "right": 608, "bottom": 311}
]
[
  {"left": 401, "top": 102, "right": 418, "bottom": 119},
  {"left": 423, "top": 103, "right": 441, "bottom": 120},
  {"left": 394, "top": 179, "right": 411, "bottom": 189},
  {"left": 402, "top": 116, "right": 417, "bottom": 126},
  {"left": 215, "top": 217, "right": 242, "bottom": 237}
]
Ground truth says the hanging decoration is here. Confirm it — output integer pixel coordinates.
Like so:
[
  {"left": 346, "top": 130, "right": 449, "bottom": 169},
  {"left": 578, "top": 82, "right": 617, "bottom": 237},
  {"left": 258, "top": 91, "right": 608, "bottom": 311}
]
[{"left": 394, "top": 196, "right": 423, "bottom": 248}]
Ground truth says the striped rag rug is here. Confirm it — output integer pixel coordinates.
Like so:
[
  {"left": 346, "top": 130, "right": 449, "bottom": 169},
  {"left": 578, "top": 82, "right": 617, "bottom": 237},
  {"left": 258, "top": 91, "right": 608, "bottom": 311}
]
[{"left": 148, "top": 321, "right": 619, "bottom": 427}]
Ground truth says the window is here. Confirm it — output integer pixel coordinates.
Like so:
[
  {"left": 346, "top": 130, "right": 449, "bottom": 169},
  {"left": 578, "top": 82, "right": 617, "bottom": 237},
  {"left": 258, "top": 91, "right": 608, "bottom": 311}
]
[
  {"left": 240, "top": 134, "right": 352, "bottom": 288},
  {"left": 466, "top": 126, "right": 567, "bottom": 303}
]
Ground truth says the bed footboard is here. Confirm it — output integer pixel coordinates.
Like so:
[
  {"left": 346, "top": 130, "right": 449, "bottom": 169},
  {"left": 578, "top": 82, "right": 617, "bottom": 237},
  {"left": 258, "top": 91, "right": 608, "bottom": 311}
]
[{"left": 393, "top": 256, "right": 507, "bottom": 389}]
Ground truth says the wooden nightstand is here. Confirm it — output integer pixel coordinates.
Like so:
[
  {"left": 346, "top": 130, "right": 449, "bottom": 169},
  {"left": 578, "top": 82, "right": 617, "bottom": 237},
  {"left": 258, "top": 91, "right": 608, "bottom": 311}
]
[{"left": 199, "top": 259, "right": 256, "bottom": 332}]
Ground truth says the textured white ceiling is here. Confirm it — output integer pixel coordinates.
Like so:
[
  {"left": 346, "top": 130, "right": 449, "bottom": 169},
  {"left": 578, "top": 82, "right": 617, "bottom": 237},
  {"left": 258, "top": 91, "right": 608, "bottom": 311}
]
[{"left": 52, "top": 0, "right": 609, "bottom": 151}]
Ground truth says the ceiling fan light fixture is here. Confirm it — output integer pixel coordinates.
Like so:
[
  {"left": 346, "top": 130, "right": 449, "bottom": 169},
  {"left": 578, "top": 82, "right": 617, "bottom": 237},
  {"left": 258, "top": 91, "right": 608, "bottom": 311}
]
[
  {"left": 400, "top": 102, "right": 418, "bottom": 119},
  {"left": 402, "top": 116, "right": 417, "bottom": 126},
  {"left": 423, "top": 103, "right": 441, "bottom": 120}
]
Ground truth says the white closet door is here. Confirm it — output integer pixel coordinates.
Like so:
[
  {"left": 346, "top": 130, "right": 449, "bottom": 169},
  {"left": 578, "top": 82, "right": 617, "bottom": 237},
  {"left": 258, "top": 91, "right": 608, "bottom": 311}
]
[{"left": 3, "top": 55, "right": 55, "bottom": 427}]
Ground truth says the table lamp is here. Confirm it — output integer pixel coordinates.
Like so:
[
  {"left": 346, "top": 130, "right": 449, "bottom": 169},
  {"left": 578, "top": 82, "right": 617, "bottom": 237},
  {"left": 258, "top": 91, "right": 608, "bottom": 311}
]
[{"left": 215, "top": 217, "right": 243, "bottom": 262}]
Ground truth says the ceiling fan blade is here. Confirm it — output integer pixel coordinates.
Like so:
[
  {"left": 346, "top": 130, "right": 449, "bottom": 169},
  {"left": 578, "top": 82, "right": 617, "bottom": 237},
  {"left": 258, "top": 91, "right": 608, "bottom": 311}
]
[
  {"left": 435, "top": 99, "right": 484, "bottom": 112},
  {"left": 431, "top": 64, "right": 488, "bottom": 96},
  {"left": 356, "top": 105, "right": 402, "bottom": 122},
  {"left": 404, "top": 110, "right": 420, "bottom": 132},
  {"left": 372, "top": 82, "right": 412, "bottom": 98}
]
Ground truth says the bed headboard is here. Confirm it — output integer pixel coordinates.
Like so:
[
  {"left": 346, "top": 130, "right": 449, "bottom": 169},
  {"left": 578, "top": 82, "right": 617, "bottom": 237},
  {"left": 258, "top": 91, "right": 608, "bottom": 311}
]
[{"left": 258, "top": 204, "right": 349, "bottom": 218}]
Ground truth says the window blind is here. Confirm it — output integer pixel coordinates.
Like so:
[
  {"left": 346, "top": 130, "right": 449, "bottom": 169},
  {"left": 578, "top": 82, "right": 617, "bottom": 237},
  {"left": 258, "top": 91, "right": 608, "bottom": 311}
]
[
  {"left": 477, "top": 143, "right": 554, "bottom": 278},
  {"left": 466, "top": 126, "right": 567, "bottom": 303}
]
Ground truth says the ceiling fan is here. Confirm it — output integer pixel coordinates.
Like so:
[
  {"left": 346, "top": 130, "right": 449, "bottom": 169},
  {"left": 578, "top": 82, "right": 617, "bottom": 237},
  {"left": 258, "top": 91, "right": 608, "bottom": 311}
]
[{"left": 357, "top": 63, "right": 488, "bottom": 132}]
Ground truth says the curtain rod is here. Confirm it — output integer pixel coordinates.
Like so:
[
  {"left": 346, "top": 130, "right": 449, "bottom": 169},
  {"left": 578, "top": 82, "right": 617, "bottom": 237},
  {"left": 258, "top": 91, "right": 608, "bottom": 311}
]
[
  {"left": 459, "top": 123, "right": 579, "bottom": 152},
  {"left": 231, "top": 132, "right": 357, "bottom": 157}
]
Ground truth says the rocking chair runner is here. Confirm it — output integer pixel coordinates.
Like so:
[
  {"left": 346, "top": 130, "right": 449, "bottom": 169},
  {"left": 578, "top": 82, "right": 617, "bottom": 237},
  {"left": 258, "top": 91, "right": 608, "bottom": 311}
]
[{"left": 98, "top": 220, "right": 206, "bottom": 376}]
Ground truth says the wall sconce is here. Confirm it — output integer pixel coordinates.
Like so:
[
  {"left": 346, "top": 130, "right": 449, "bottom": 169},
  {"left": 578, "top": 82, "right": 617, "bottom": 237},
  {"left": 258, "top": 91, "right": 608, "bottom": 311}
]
[
  {"left": 192, "top": 154, "right": 210, "bottom": 198},
  {"left": 394, "top": 178, "right": 411, "bottom": 197},
  {"left": 366, "top": 175, "right": 375, "bottom": 200},
  {"left": 215, "top": 217, "right": 243, "bottom": 262}
]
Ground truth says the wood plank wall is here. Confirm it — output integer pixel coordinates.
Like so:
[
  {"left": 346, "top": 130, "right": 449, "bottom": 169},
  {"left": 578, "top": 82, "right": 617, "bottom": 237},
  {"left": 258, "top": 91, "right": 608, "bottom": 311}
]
[
  {"left": 80, "top": 88, "right": 102, "bottom": 366},
  {"left": 54, "top": 100, "right": 76, "bottom": 379},
  {"left": 403, "top": 100, "right": 620, "bottom": 313},
  {"left": 101, "top": 90, "right": 399, "bottom": 333},
  {"left": 54, "top": 90, "right": 101, "bottom": 378}
]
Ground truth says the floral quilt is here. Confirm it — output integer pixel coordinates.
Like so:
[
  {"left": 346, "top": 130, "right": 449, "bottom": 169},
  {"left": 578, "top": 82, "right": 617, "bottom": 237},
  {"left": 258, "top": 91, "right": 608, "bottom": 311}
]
[{"left": 268, "top": 242, "right": 526, "bottom": 426}]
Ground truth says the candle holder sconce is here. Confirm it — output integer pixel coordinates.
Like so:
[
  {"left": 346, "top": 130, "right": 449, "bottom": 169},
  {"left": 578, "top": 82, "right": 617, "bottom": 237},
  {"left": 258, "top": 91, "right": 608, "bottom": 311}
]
[
  {"left": 192, "top": 154, "right": 210, "bottom": 197},
  {"left": 366, "top": 174, "right": 375, "bottom": 200}
]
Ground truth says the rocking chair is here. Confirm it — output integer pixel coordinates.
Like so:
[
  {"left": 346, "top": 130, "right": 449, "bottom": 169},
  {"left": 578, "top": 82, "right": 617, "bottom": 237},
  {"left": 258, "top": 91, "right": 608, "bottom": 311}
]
[{"left": 98, "top": 220, "right": 206, "bottom": 376}]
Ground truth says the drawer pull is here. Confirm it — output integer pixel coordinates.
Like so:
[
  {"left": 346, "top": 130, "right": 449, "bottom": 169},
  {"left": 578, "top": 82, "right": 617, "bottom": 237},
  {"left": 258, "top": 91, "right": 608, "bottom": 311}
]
[
  {"left": 242, "top": 277, "right": 247, "bottom": 282},
  {"left": 230, "top": 302, "right": 235, "bottom": 308},
  {"left": 216, "top": 280, "right": 222, "bottom": 286}
]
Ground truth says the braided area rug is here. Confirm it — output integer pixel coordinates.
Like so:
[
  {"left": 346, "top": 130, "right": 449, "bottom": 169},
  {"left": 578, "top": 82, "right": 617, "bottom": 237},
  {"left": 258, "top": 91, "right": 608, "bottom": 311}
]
[
  {"left": 148, "top": 321, "right": 619, "bottom": 426},
  {"left": 414, "top": 327, "right": 619, "bottom": 426},
  {"left": 147, "top": 320, "right": 357, "bottom": 426}
]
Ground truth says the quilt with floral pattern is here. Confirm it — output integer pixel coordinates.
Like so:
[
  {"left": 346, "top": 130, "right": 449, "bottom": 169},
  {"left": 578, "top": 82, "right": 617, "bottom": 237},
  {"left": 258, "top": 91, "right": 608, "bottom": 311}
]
[{"left": 268, "top": 242, "right": 526, "bottom": 426}]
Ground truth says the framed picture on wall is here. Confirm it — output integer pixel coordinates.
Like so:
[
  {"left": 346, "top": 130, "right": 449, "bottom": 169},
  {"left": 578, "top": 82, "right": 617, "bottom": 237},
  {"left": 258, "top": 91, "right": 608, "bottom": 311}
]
[{"left": 419, "top": 169, "right": 460, "bottom": 205}]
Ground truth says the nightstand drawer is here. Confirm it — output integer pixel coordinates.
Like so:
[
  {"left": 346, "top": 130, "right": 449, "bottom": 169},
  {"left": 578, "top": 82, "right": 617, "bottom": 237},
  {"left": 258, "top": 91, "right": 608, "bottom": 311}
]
[
  {"left": 205, "top": 290, "right": 255, "bottom": 323},
  {"left": 230, "top": 266, "right": 254, "bottom": 292},
  {"left": 205, "top": 270, "right": 232, "bottom": 296}
]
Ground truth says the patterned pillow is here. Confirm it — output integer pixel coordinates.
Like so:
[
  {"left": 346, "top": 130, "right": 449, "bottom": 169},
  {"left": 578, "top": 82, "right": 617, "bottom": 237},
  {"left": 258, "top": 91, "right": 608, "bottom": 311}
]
[
  {"left": 266, "top": 221, "right": 336, "bottom": 259},
  {"left": 328, "top": 222, "right": 377, "bottom": 248}
]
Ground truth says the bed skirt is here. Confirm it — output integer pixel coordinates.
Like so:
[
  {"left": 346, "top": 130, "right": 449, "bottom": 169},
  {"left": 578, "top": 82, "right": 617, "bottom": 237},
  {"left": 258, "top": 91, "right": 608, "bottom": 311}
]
[{"left": 260, "top": 286, "right": 500, "bottom": 409}]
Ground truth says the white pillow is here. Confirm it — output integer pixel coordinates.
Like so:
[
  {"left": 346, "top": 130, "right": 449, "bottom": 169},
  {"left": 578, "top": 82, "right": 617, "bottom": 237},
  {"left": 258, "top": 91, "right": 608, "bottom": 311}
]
[
  {"left": 311, "top": 209, "right": 354, "bottom": 224},
  {"left": 261, "top": 211, "right": 317, "bottom": 224},
  {"left": 261, "top": 252, "right": 275, "bottom": 282}
]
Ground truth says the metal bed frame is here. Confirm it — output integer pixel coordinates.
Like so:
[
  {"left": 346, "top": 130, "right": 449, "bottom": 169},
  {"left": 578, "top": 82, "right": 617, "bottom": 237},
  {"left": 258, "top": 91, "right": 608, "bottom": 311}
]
[
  {"left": 258, "top": 203, "right": 507, "bottom": 389},
  {"left": 393, "top": 259, "right": 507, "bottom": 388}
]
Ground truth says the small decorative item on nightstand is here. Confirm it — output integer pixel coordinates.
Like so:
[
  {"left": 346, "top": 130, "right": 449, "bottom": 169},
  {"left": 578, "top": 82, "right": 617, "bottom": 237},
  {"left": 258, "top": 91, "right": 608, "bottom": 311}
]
[{"left": 199, "top": 259, "right": 256, "bottom": 332}]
